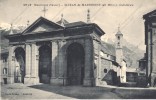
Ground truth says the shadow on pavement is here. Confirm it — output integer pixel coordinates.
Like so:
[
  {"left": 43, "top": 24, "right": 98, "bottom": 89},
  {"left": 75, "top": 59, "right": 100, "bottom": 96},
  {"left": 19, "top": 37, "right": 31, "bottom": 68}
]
[
  {"left": 28, "top": 84, "right": 156, "bottom": 99},
  {"left": 29, "top": 84, "right": 120, "bottom": 99}
]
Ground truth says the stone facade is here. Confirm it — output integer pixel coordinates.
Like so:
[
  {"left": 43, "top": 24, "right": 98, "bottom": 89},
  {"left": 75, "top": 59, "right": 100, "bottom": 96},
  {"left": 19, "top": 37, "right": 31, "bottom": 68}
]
[
  {"left": 143, "top": 9, "right": 156, "bottom": 87},
  {"left": 0, "top": 51, "right": 8, "bottom": 84},
  {"left": 4, "top": 17, "right": 107, "bottom": 86},
  {"left": 93, "top": 38, "right": 116, "bottom": 85}
]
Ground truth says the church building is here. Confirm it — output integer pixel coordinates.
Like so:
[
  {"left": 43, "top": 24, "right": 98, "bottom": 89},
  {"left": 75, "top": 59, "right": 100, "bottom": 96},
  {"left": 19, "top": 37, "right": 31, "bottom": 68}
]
[{"left": 1, "top": 10, "right": 127, "bottom": 86}]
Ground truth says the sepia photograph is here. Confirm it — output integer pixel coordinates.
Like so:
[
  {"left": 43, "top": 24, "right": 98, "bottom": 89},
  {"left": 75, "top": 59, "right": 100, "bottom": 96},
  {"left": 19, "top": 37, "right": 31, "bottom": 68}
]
[{"left": 0, "top": 0, "right": 156, "bottom": 99}]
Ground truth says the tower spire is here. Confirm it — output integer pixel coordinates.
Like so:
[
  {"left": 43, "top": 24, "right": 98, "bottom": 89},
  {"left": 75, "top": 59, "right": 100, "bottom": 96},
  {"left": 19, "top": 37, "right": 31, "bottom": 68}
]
[
  {"left": 87, "top": 9, "right": 91, "bottom": 23},
  {"left": 116, "top": 24, "right": 123, "bottom": 36},
  {"left": 115, "top": 26, "right": 123, "bottom": 64}
]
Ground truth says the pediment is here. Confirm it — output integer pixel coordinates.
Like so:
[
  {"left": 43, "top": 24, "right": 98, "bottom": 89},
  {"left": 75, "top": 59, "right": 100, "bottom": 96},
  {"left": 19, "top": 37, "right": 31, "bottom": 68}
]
[
  {"left": 32, "top": 23, "right": 55, "bottom": 33},
  {"left": 143, "top": 10, "right": 156, "bottom": 19},
  {"left": 22, "top": 17, "right": 63, "bottom": 34}
]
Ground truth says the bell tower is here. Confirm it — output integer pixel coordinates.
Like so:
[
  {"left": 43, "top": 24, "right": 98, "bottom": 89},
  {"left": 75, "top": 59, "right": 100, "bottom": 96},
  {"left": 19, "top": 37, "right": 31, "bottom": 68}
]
[{"left": 115, "top": 27, "right": 123, "bottom": 64}]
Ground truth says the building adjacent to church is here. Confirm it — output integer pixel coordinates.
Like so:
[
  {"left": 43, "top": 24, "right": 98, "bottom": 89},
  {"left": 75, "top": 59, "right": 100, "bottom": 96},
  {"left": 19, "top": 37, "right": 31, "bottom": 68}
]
[{"left": 143, "top": 9, "right": 156, "bottom": 87}]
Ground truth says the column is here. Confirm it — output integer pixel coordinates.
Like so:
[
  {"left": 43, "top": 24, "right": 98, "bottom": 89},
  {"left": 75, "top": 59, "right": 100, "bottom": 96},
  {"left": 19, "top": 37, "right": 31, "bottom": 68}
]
[
  {"left": 24, "top": 44, "right": 31, "bottom": 84},
  {"left": 58, "top": 41, "right": 64, "bottom": 77},
  {"left": 98, "top": 42, "right": 102, "bottom": 85},
  {"left": 54, "top": 40, "right": 66, "bottom": 85},
  {"left": 83, "top": 38, "right": 94, "bottom": 86},
  {"left": 8, "top": 45, "right": 15, "bottom": 84},
  {"left": 31, "top": 43, "right": 39, "bottom": 84},
  {"left": 151, "top": 39, "right": 156, "bottom": 86},
  {"left": 50, "top": 41, "right": 59, "bottom": 85},
  {"left": 152, "top": 43, "right": 156, "bottom": 72},
  {"left": 98, "top": 43, "right": 101, "bottom": 78}
]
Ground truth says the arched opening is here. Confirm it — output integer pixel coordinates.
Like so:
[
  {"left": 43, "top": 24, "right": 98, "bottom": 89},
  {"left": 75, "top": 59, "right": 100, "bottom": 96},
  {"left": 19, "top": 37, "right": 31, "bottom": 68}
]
[
  {"left": 67, "top": 43, "right": 85, "bottom": 85},
  {"left": 14, "top": 47, "right": 25, "bottom": 83},
  {"left": 39, "top": 45, "right": 51, "bottom": 84}
]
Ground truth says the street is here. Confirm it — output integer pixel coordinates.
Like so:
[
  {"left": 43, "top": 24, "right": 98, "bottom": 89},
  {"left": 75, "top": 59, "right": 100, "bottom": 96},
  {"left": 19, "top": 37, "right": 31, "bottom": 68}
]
[{"left": 1, "top": 83, "right": 156, "bottom": 99}]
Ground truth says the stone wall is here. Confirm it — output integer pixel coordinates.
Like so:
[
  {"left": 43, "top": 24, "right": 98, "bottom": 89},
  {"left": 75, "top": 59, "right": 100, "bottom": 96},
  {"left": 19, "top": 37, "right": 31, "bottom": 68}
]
[
  {"left": 0, "top": 53, "right": 8, "bottom": 84},
  {"left": 100, "top": 58, "right": 113, "bottom": 85}
]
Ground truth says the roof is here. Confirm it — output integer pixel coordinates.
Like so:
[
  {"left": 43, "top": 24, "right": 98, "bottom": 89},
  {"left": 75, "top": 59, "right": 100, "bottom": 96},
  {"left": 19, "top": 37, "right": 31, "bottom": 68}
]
[
  {"left": 115, "top": 30, "right": 123, "bottom": 36},
  {"left": 22, "top": 16, "right": 64, "bottom": 34},
  {"left": 0, "top": 48, "right": 9, "bottom": 55},
  {"left": 138, "top": 57, "right": 146, "bottom": 61},
  {"left": 56, "top": 17, "right": 87, "bottom": 27},
  {"left": 126, "top": 67, "right": 138, "bottom": 73},
  {"left": 56, "top": 19, "right": 69, "bottom": 25},
  {"left": 6, "top": 17, "right": 105, "bottom": 38},
  {"left": 101, "top": 41, "right": 115, "bottom": 56},
  {"left": 64, "top": 21, "right": 86, "bottom": 27},
  {"left": 143, "top": 9, "right": 156, "bottom": 19}
]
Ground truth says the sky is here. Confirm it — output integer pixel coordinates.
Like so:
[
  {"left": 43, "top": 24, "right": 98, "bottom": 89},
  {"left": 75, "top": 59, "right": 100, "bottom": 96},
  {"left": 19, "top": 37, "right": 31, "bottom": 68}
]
[{"left": 0, "top": 0, "right": 156, "bottom": 50}]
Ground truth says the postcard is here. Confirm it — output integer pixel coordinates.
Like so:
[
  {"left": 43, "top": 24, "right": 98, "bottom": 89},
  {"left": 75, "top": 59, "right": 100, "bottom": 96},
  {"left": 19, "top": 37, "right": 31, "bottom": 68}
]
[{"left": 0, "top": 0, "right": 156, "bottom": 99}]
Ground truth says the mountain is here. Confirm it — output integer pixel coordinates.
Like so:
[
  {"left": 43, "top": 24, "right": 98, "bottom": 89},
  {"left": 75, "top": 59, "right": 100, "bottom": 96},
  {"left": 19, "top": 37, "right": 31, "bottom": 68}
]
[
  {"left": 106, "top": 38, "right": 145, "bottom": 68},
  {"left": 0, "top": 25, "right": 26, "bottom": 51}
]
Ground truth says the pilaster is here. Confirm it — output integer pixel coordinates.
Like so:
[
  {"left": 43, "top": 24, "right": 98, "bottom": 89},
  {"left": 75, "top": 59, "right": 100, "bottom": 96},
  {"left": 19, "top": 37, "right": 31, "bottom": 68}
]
[
  {"left": 83, "top": 38, "right": 95, "bottom": 86},
  {"left": 24, "top": 43, "right": 31, "bottom": 84},
  {"left": 8, "top": 45, "right": 15, "bottom": 84},
  {"left": 97, "top": 42, "right": 102, "bottom": 85},
  {"left": 50, "top": 41, "right": 59, "bottom": 85},
  {"left": 31, "top": 43, "right": 39, "bottom": 84}
]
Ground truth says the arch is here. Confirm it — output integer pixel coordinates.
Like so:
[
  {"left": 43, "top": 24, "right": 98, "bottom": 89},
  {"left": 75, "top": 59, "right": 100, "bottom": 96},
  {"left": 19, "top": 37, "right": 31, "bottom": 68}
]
[
  {"left": 14, "top": 47, "right": 25, "bottom": 83},
  {"left": 39, "top": 45, "right": 51, "bottom": 84},
  {"left": 13, "top": 46, "right": 25, "bottom": 53},
  {"left": 67, "top": 42, "right": 85, "bottom": 85}
]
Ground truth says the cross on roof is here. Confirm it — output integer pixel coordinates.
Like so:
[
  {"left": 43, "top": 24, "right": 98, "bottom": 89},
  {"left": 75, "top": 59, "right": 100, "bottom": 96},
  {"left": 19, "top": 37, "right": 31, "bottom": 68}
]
[{"left": 42, "top": 6, "right": 48, "bottom": 17}]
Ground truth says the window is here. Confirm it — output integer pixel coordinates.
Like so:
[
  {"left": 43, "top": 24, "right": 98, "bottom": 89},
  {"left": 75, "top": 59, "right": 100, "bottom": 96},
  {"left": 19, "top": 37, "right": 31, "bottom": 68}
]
[
  {"left": 3, "top": 68, "right": 7, "bottom": 74},
  {"left": 104, "top": 69, "right": 107, "bottom": 73}
]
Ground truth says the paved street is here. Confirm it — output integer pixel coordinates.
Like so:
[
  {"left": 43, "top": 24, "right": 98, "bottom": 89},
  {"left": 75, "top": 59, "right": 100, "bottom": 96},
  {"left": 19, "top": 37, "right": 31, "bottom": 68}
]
[{"left": 1, "top": 83, "right": 156, "bottom": 99}]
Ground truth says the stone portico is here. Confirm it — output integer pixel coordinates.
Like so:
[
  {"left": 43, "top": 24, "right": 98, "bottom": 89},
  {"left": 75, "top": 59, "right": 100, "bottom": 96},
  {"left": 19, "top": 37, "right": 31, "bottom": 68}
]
[{"left": 6, "top": 17, "right": 105, "bottom": 86}]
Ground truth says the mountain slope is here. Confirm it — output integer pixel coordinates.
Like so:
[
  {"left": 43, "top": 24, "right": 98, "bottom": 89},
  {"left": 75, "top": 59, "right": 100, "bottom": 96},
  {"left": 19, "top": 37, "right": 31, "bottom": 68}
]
[{"left": 106, "top": 38, "right": 145, "bottom": 67}]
